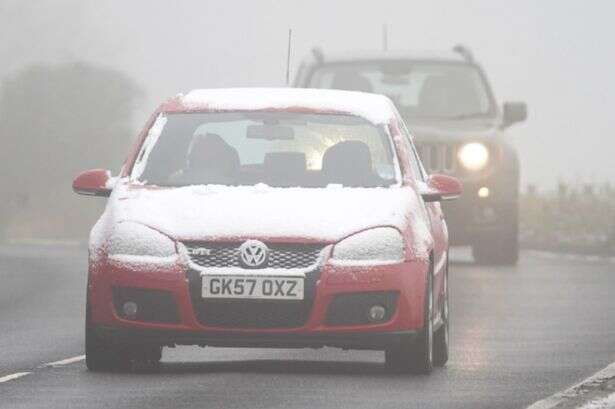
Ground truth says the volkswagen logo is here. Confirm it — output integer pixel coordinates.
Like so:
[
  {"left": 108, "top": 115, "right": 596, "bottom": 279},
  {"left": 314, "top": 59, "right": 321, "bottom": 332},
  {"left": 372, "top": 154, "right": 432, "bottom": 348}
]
[{"left": 238, "top": 240, "right": 269, "bottom": 268}]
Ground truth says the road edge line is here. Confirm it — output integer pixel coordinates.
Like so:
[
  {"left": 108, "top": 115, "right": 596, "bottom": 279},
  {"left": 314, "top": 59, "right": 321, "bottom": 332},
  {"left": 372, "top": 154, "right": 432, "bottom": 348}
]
[
  {"left": 577, "top": 392, "right": 615, "bottom": 409},
  {"left": 5, "top": 238, "right": 83, "bottom": 247},
  {"left": 44, "top": 355, "right": 85, "bottom": 367},
  {"left": 0, "top": 372, "right": 31, "bottom": 384},
  {"left": 527, "top": 362, "right": 615, "bottom": 409},
  {"left": 527, "top": 250, "right": 615, "bottom": 264}
]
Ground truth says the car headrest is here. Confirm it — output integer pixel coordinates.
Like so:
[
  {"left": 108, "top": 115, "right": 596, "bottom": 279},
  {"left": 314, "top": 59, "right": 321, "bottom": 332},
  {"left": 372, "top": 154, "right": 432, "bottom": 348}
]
[
  {"left": 187, "top": 133, "right": 239, "bottom": 174},
  {"left": 330, "top": 72, "right": 373, "bottom": 93},
  {"left": 264, "top": 152, "right": 307, "bottom": 176},
  {"left": 321, "top": 141, "right": 374, "bottom": 186}
]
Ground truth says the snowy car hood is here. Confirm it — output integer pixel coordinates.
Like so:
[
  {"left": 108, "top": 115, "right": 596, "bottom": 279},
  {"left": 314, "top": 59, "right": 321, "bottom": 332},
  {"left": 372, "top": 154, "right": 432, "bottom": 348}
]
[{"left": 107, "top": 183, "right": 428, "bottom": 244}]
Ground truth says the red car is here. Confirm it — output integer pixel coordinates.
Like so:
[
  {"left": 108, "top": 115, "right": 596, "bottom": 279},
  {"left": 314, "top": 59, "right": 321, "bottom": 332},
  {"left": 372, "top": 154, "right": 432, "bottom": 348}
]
[{"left": 73, "top": 88, "right": 462, "bottom": 373}]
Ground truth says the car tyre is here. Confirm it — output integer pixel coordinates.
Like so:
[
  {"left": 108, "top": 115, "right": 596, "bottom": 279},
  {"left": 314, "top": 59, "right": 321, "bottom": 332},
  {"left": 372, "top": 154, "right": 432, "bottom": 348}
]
[
  {"left": 131, "top": 345, "right": 163, "bottom": 368},
  {"left": 85, "top": 307, "right": 129, "bottom": 372},
  {"left": 433, "top": 263, "right": 449, "bottom": 367},
  {"left": 385, "top": 263, "right": 434, "bottom": 374},
  {"left": 85, "top": 298, "right": 162, "bottom": 372}
]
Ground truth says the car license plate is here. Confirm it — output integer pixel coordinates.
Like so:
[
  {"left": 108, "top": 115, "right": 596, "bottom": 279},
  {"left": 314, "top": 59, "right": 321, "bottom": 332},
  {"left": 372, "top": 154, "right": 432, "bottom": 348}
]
[{"left": 201, "top": 274, "right": 304, "bottom": 300}]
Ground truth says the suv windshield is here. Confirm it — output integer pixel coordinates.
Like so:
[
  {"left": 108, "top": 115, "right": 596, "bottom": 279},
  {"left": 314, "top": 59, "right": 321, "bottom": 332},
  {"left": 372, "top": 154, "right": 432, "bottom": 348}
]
[
  {"left": 131, "top": 112, "right": 399, "bottom": 188},
  {"left": 309, "top": 62, "right": 494, "bottom": 120}
]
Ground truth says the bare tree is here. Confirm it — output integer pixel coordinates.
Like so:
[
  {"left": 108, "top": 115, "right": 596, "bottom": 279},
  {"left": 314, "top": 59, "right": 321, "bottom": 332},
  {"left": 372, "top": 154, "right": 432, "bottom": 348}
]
[{"left": 0, "top": 62, "right": 142, "bottom": 239}]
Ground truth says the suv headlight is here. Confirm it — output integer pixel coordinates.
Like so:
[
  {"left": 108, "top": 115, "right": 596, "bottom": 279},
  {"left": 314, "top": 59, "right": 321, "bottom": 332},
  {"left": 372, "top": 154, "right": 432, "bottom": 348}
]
[
  {"left": 458, "top": 142, "right": 489, "bottom": 171},
  {"left": 107, "top": 222, "right": 176, "bottom": 257},
  {"left": 332, "top": 227, "right": 405, "bottom": 264}
]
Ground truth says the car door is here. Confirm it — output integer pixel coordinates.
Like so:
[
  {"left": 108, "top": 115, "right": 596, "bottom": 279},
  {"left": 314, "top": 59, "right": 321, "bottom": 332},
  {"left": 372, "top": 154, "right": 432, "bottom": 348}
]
[{"left": 395, "top": 119, "right": 448, "bottom": 316}]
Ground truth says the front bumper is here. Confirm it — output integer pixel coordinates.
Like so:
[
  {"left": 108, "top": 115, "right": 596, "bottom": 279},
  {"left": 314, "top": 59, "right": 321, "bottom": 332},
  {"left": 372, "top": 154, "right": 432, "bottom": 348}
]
[
  {"left": 443, "top": 178, "right": 518, "bottom": 245},
  {"left": 88, "top": 256, "right": 429, "bottom": 350},
  {"left": 94, "top": 326, "right": 418, "bottom": 350}
]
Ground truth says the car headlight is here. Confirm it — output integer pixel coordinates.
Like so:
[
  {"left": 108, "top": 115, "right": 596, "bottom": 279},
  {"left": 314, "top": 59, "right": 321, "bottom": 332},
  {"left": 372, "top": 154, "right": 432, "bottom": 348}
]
[
  {"left": 458, "top": 142, "right": 489, "bottom": 171},
  {"left": 332, "top": 227, "right": 405, "bottom": 264},
  {"left": 107, "top": 222, "right": 176, "bottom": 257}
]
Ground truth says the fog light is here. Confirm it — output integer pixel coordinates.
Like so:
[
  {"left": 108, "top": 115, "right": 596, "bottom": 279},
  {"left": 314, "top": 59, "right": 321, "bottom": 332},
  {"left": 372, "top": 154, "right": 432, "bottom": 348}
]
[
  {"left": 122, "top": 301, "right": 138, "bottom": 319},
  {"left": 367, "top": 305, "right": 387, "bottom": 322},
  {"left": 478, "top": 187, "right": 490, "bottom": 198}
]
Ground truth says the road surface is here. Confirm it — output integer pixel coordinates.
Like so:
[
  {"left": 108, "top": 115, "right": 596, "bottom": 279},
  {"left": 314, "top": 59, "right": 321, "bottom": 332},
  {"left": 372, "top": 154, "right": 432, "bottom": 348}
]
[{"left": 1, "top": 244, "right": 614, "bottom": 409}]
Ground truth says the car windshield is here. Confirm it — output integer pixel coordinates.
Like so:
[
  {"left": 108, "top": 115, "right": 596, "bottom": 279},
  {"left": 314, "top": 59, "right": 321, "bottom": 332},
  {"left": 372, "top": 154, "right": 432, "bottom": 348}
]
[
  {"left": 131, "top": 112, "right": 399, "bottom": 188},
  {"left": 309, "top": 62, "right": 494, "bottom": 120}
]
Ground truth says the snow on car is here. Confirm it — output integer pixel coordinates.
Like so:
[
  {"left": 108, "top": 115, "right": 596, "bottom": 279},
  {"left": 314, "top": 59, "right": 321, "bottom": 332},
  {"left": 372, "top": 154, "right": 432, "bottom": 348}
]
[{"left": 73, "top": 87, "right": 462, "bottom": 373}]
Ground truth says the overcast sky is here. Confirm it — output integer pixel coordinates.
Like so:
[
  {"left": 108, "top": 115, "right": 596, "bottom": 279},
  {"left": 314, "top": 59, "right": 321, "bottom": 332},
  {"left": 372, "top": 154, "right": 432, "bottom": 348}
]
[{"left": 2, "top": 0, "right": 614, "bottom": 188}]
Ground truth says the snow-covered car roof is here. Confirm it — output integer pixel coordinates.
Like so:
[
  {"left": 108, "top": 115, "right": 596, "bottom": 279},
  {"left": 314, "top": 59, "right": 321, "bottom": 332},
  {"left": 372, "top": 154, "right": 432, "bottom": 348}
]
[{"left": 161, "top": 88, "right": 398, "bottom": 125}]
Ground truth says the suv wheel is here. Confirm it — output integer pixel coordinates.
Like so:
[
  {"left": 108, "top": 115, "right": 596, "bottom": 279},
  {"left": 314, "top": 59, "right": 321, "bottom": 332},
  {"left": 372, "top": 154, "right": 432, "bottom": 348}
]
[
  {"left": 473, "top": 207, "right": 519, "bottom": 266},
  {"left": 473, "top": 226, "right": 519, "bottom": 265}
]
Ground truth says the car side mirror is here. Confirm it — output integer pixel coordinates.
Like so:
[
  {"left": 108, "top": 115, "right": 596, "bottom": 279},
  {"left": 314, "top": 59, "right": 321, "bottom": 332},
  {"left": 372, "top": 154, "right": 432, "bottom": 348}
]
[
  {"left": 72, "top": 169, "right": 112, "bottom": 197},
  {"left": 502, "top": 101, "right": 527, "bottom": 128},
  {"left": 420, "top": 174, "right": 463, "bottom": 202}
]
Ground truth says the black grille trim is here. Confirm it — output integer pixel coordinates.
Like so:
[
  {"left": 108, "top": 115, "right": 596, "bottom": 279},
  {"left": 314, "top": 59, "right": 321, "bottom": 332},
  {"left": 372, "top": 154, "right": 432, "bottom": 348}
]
[
  {"left": 183, "top": 242, "right": 325, "bottom": 269},
  {"left": 186, "top": 267, "right": 322, "bottom": 329},
  {"left": 417, "top": 143, "right": 457, "bottom": 173}
]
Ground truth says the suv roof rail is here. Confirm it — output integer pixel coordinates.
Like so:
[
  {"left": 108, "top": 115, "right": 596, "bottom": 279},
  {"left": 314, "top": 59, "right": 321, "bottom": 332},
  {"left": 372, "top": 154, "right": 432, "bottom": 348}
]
[
  {"left": 311, "top": 47, "right": 325, "bottom": 65},
  {"left": 452, "top": 44, "right": 474, "bottom": 63}
]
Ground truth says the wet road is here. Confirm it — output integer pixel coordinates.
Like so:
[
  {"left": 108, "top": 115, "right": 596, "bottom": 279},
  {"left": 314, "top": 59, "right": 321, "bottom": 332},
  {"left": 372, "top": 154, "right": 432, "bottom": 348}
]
[{"left": 1, "top": 244, "right": 614, "bottom": 409}]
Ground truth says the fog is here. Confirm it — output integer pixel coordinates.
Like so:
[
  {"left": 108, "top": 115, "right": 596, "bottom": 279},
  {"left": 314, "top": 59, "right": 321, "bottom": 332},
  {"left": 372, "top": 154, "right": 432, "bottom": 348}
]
[
  {"left": 3, "top": 0, "right": 614, "bottom": 185},
  {"left": 1, "top": 0, "right": 614, "bottom": 241},
  {"left": 2, "top": 3, "right": 615, "bottom": 404}
]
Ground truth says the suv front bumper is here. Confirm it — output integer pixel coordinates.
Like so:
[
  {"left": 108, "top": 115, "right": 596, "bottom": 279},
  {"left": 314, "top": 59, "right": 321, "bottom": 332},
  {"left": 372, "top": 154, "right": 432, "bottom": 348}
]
[{"left": 442, "top": 178, "right": 518, "bottom": 245}]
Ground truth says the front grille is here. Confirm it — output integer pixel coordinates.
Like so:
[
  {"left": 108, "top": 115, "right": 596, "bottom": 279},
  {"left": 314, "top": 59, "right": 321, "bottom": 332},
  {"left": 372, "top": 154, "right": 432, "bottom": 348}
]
[
  {"left": 186, "top": 267, "right": 322, "bottom": 328},
  {"left": 184, "top": 242, "right": 324, "bottom": 269},
  {"left": 417, "top": 143, "right": 456, "bottom": 173},
  {"left": 184, "top": 241, "right": 326, "bottom": 328}
]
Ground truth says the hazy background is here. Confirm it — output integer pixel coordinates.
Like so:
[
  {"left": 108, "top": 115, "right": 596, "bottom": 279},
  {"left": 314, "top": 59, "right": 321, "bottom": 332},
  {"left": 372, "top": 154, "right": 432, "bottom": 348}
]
[
  {"left": 1, "top": 0, "right": 614, "bottom": 240},
  {"left": 3, "top": 0, "right": 615, "bottom": 184}
]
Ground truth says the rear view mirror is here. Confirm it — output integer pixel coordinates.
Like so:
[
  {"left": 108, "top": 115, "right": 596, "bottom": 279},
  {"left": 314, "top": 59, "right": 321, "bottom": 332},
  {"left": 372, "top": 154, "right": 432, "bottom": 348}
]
[
  {"left": 381, "top": 74, "right": 409, "bottom": 85},
  {"left": 247, "top": 124, "right": 295, "bottom": 140},
  {"left": 73, "top": 169, "right": 112, "bottom": 197},
  {"left": 502, "top": 101, "right": 527, "bottom": 128},
  {"left": 420, "top": 174, "right": 463, "bottom": 202}
]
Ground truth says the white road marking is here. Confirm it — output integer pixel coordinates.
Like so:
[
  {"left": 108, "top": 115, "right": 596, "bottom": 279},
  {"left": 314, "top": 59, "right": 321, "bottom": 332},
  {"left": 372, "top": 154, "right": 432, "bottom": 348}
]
[
  {"left": 527, "top": 250, "right": 615, "bottom": 264},
  {"left": 0, "top": 372, "right": 30, "bottom": 384},
  {"left": 6, "top": 238, "right": 82, "bottom": 246},
  {"left": 578, "top": 392, "right": 615, "bottom": 409},
  {"left": 0, "top": 355, "right": 85, "bottom": 385},
  {"left": 43, "top": 355, "right": 85, "bottom": 367},
  {"left": 527, "top": 362, "right": 615, "bottom": 409}
]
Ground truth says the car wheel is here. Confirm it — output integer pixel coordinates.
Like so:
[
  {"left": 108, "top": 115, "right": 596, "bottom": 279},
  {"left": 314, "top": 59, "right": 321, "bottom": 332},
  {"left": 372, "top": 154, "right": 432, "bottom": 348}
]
[
  {"left": 131, "top": 345, "right": 163, "bottom": 367},
  {"left": 85, "top": 304, "right": 129, "bottom": 372},
  {"left": 433, "top": 264, "right": 449, "bottom": 367},
  {"left": 385, "top": 263, "right": 434, "bottom": 374},
  {"left": 85, "top": 306, "right": 163, "bottom": 372}
]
